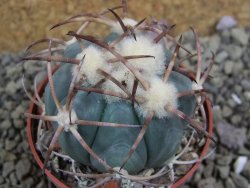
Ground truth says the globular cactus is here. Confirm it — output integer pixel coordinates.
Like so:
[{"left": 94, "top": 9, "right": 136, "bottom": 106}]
[{"left": 23, "top": 0, "right": 215, "bottom": 186}]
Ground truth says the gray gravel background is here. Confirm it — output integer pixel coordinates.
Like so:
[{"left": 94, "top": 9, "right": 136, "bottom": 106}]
[
  {"left": 0, "top": 26, "right": 249, "bottom": 188},
  {"left": 181, "top": 26, "right": 250, "bottom": 188},
  {"left": 0, "top": 54, "right": 50, "bottom": 188}
]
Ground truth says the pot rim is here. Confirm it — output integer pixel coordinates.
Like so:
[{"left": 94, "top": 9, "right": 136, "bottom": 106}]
[{"left": 27, "top": 72, "right": 213, "bottom": 188}]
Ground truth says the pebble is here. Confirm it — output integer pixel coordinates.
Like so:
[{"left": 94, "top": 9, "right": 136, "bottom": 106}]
[
  {"left": 6, "top": 66, "right": 20, "bottom": 78},
  {"left": 9, "top": 172, "right": 18, "bottom": 186},
  {"left": 224, "top": 60, "right": 234, "bottom": 74},
  {"left": 22, "top": 177, "right": 35, "bottom": 188},
  {"left": 242, "top": 48, "right": 250, "bottom": 68},
  {"left": 217, "top": 166, "right": 230, "bottom": 179},
  {"left": 225, "top": 178, "right": 236, "bottom": 188},
  {"left": 210, "top": 76, "right": 226, "bottom": 87},
  {"left": 214, "top": 180, "right": 224, "bottom": 188},
  {"left": 2, "top": 161, "right": 15, "bottom": 177},
  {"left": 1, "top": 54, "right": 11, "bottom": 65},
  {"left": 15, "top": 105, "right": 25, "bottom": 114},
  {"left": 216, "top": 16, "right": 237, "bottom": 31},
  {"left": 0, "top": 111, "right": 9, "bottom": 121},
  {"left": 203, "top": 161, "right": 215, "bottom": 178},
  {"left": 0, "top": 177, "right": 4, "bottom": 184},
  {"left": 248, "top": 130, "right": 250, "bottom": 140},
  {"left": 244, "top": 91, "right": 250, "bottom": 100},
  {"left": 238, "top": 146, "right": 250, "bottom": 156},
  {"left": 230, "top": 172, "right": 249, "bottom": 188},
  {"left": 230, "top": 115, "right": 241, "bottom": 125},
  {"left": 208, "top": 34, "right": 221, "bottom": 53},
  {"left": 35, "top": 180, "right": 46, "bottom": 188},
  {"left": 4, "top": 139, "right": 17, "bottom": 151},
  {"left": 7, "top": 128, "right": 16, "bottom": 139},
  {"left": 231, "top": 28, "right": 249, "bottom": 46},
  {"left": 220, "top": 29, "right": 231, "bottom": 44},
  {"left": 216, "top": 154, "right": 233, "bottom": 166},
  {"left": 182, "top": 30, "right": 195, "bottom": 44},
  {"left": 233, "top": 86, "right": 242, "bottom": 95},
  {"left": 13, "top": 119, "right": 25, "bottom": 129},
  {"left": 228, "top": 99, "right": 237, "bottom": 108},
  {"left": 226, "top": 45, "right": 244, "bottom": 60},
  {"left": 0, "top": 150, "right": 17, "bottom": 163},
  {"left": 210, "top": 64, "right": 220, "bottom": 76},
  {"left": 232, "top": 61, "right": 244, "bottom": 75},
  {"left": 215, "top": 51, "right": 228, "bottom": 63},
  {"left": 0, "top": 120, "right": 11, "bottom": 130},
  {"left": 241, "top": 79, "right": 250, "bottom": 91},
  {"left": 242, "top": 161, "right": 250, "bottom": 180},
  {"left": 222, "top": 105, "right": 233, "bottom": 117},
  {"left": 213, "top": 105, "right": 222, "bottom": 122},
  {"left": 5, "top": 81, "right": 17, "bottom": 95},
  {"left": 0, "top": 141, "right": 3, "bottom": 150},
  {"left": 197, "top": 177, "right": 216, "bottom": 188},
  {"left": 235, "top": 102, "right": 250, "bottom": 113},
  {"left": 10, "top": 110, "right": 20, "bottom": 120},
  {"left": 234, "top": 156, "right": 248, "bottom": 174},
  {"left": 15, "top": 158, "right": 32, "bottom": 181},
  {"left": 231, "top": 93, "right": 242, "bottom": 105},
  {"left": 216, "top": 122, "right": 246, "bottom": 150},
  {"left": 193, "top": 172, "right": 202, "bottom": 183}
]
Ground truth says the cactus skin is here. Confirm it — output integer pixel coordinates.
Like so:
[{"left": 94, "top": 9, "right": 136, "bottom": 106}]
[{"left": 45, "top": 39, "right": 196, "bottom": 174}]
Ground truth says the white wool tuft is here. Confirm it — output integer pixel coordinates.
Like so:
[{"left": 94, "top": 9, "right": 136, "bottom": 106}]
[
  {"left": 72, "top": 46, "right": 111, "bottom": 85},
  {"left": 111, "top": 18, "right": 138, "bottom": 34},
  {"left": 137, "top": 78, "right": 178, "bottom": 118},
  {"left": 71, "top": 59, "right": 84, "bottom": 83},
  {"left": 192, "top": 81, "right": 203, "bottom": 103},
  {"left": 102, "top": 67, "right": 136, "bottom": 103},
  {"left": 57, "top": 108, "right": 78, "bottom": 132},
  {"left": 192, "top": 81, "right": 203, "bottom": 90},
  {"left": 117, "top": 34, "right": 166, "bottom": 76}
]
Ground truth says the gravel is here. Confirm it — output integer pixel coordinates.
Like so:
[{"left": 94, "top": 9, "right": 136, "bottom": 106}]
[
  {"left": 0, "top": 52, "right": 49, "bottom": 187},
  {"left": 185, "top": 26, "right": 250, "bottom": 188},
  {"left": 230, "top": 172, "right": 249, "bottom": 188},
  {"left": 216, "top": 121, "right": 246, "bottom": 150},
  {"left": 0, "top": 26, "right": 249, "bottom": 187}
]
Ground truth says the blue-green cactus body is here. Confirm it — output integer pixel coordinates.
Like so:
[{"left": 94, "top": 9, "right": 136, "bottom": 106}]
[
  {"left": 138, "top": 71, "right": 196, "bottom": 168},
  {"left": 90, "top": 102, "right": 147, "bottom": 173},
  {"left": 57, "top": 92, "right": 106, "bottom": 165},
  {"left": 45, "top": 37, "right": 196, "bottom": 174}
]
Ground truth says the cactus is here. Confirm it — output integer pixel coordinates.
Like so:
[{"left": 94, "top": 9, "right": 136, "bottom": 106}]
[{"left": 23, "top": 0, "right": 215, "bottom": 186}]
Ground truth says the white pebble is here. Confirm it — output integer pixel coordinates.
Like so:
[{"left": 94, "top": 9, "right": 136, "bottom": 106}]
[
  {"left": 234, "top": 156, "right": 248, "bottom": 174},
  {"left": 216, "top": 15, "right": 237, "bottom": 31},
  {"left": 231, "top": 93, "right": 242, "bottom": 105}
]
